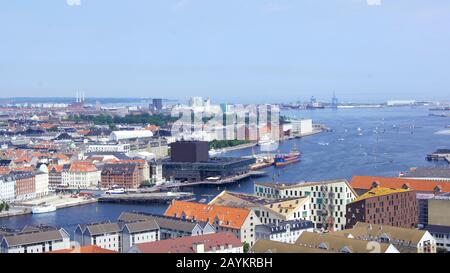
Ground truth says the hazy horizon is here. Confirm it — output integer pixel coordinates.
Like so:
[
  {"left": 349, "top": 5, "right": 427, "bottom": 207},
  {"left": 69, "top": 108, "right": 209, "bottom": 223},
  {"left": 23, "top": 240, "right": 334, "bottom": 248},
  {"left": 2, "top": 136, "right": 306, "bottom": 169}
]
[{"left": 1, "top": 1, "right": 449, "bottom": 102}]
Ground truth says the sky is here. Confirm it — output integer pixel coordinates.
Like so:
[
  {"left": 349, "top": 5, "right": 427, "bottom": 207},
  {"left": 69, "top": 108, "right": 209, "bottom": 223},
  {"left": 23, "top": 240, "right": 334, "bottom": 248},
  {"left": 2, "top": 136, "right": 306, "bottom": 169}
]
[{"left": 0, "top": 0, "right": 449, "bottom": 103}]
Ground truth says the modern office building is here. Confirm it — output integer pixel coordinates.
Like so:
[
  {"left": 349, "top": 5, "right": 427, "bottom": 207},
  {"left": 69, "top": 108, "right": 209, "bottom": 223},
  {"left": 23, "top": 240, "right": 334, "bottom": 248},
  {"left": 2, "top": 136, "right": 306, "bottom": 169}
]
[{"left": 345, "top": 187, "right": 418, "bottom": 229}]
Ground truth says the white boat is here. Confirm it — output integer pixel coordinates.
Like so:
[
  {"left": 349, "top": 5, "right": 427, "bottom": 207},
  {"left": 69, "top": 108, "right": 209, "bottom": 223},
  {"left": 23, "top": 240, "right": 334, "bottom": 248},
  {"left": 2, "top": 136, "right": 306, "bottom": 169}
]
[
  {"left": 317, "top": 142, "right": 329, "bottom": 146},
  {"left": 208, "top": 149, "right": 222, "bottom": 156},
  {"left": 32, "top": 205, "right": 57, "bottom": 214},
  {"left": 105, "top": 187, "right": 126, "bottom": 195}
]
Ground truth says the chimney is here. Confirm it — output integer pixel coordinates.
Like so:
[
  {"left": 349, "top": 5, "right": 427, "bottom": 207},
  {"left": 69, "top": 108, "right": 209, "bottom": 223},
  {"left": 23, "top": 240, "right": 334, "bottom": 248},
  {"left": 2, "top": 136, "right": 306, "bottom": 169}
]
[{"left": 192, "top": 243, "right": 205, "bottom": 253}]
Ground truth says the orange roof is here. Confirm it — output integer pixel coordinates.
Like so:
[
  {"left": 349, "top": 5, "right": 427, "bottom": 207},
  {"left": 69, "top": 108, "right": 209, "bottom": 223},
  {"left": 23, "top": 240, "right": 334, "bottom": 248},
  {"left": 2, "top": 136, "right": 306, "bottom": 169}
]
[
  {"left": 49, "top": 164, "right": 63, "bottom": 172},
  {"left": 351, "top": 176, "right": 450, "bottom": 193},
  {"left": 0, "top": 167, "right": 11, "bottom": 175},
  {"left": 69, "top": 161, "right": 97, "bottom": 173},
  {"left": 50, "top": 245, "right": 117, "bottom": 253},
  {"left": 164, "top": 200, "right": 250, "bottom": 229}
]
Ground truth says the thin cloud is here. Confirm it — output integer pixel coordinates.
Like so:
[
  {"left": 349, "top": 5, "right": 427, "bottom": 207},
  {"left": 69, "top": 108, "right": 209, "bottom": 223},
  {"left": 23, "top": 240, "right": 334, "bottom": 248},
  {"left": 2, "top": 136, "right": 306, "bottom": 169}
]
[
  {"left": 66, "top": 0, "right": 81, "bottom": 6},
  {"left": 367, "top": 0, "right": 381, "bottom": 6}
]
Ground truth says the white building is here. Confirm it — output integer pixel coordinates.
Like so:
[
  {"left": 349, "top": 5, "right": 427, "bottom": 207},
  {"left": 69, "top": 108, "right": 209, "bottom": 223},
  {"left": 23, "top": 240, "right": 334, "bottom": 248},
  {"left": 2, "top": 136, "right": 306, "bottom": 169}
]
[
  {"left": 0, "top": 228, "right": 71, "bottom": 253},
  {"left": 387, "top": 100, "right": 416, "bottom": 106},
  {"left": 290, "top": 119, "right": 313, "bottom": 136},
  {"left": 109, "top": 130, "right": 153, "bottom": 142},
  {"left": 75, "top": 222, "right": 121, "bottom": 252},
  {"left": 255, "top": 220, "right": 314, "bottom": 244},
  {"left": 34, "top": 165, "right": 49, "bottom": 198},
  {"left": 87, "top": 142, "right": 130, "bottom": 153},
  {"left": 61, "top": 162, "right": 101, "bottom": 189},
  {"left": 0, "top": 175, "right": 16, "bottom": 202},
  {"left": 254, "top": 179, "right": 358, "bottom": 231},
  {"left": 189, "top": 96, "right": 204, "bottom": 108},
  {"left": 129, "top": 232, "right": 243, "bottom": 253},
  {"left": 121, "top": 220, "right": 160, "bottom": 253}
]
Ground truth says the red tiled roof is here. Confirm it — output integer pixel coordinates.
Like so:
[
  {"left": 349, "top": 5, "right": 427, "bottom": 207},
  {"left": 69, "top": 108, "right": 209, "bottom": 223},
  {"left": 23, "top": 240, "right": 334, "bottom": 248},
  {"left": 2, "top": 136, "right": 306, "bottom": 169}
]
[
  {"left": 164, "top": 200, "right": 250, "bottom": 229},
  {"left": 50, "top": 245, "right": 117, "bottom": 253},
  {"left": 350, "top": 176, "right": 450, "bottom": 193},
  {"left": 68, "top": 161, "right": 97, "bottom": 173},
  {"left": 134, "top": 232, "right": 242, "bottom": 253}
]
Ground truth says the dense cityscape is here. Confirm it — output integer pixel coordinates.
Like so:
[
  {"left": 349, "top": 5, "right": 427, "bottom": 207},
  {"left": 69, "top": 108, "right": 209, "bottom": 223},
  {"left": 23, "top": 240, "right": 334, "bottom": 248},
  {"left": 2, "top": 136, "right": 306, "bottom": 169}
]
[{"left": 0, "top": 95, "right": 449, "bottom": 254}]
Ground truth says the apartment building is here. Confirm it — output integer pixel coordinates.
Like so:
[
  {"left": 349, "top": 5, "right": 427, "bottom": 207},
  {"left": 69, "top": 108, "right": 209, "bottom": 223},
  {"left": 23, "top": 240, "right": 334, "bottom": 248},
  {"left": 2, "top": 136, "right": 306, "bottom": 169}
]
[
  {"left": 255, "top": 219, "right": 314, "bottom": 244},
  {"left": 34, "top": 164, "right": 49, "bottom": 198},
  {"left": 209, "top": 190, "right": 311, "bottom": 225},
  {"left": 74, "top": 222, "right": 122, "bottom": 252},
  {"left": 118, "top": 212, "right": 216, "bottom": 240},
  {"left": 129, "top": 232, "right": 243, "bottom": 253},
  {"left": 424, "top": 225, "right": 450, "bottom": 252},
  {"left": 295, "top": 231, "right": 399, "bottom": 253},
  {"left": 165, "top": 200, "right": 261, "bottom": 246},
  {"left": 346, "top": 187, "right": 418, "bottom": 229},
  {"left": 0, "top": 227, "right": 70, "bottom": 253},
  {"left": 0, "top": 174, "right": 16, "bottom": 201},
  {"left": 254, "top": 179, "right": 358, "bottom": 231},
  {"left": 14, "top": 172, "right": 36, "bottom": 201},
  {"left": 332, "top": 222, "right": 436, "bottom": 253},
  {"left": 61, "top": 161, "right": 101, "bottom": 189},
  {"left": 121, "top": 220, "right": 160, "bottom": 253},
  {"left": 86, "top": 142, "right": 130, "bottom": 153},
  {"left": 100, "top": 163, "right": 140, "bottom": 189}
]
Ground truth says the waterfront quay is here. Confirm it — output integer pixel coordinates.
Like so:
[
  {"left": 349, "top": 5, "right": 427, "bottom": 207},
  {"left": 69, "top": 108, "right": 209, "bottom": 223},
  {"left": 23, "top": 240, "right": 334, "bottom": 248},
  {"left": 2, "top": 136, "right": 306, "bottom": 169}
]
[{"left": 98, "top": 192, "right": 194, "bottom": 204}]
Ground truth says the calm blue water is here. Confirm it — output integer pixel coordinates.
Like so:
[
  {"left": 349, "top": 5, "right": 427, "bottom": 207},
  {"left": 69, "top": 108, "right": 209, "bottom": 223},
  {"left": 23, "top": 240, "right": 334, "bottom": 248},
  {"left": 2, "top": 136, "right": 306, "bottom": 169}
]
[{"left": 1, "top": 106, "right": 449, "bottom": 237}]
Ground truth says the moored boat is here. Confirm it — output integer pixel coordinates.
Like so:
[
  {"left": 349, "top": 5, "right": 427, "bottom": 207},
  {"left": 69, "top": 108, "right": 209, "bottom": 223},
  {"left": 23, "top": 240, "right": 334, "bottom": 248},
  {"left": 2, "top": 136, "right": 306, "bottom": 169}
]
[
  {"left": 31, "top": 204, "right": 57, "bottom": 214},
  {"left": 274, "top": 147, "right": 301, "bottom": 167}
]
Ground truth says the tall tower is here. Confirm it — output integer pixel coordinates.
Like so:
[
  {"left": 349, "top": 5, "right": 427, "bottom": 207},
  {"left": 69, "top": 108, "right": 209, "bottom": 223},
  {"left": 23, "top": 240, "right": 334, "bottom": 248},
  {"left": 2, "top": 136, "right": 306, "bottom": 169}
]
[{"left": 331, "top": 91, "right": 338, "bottom": 108}]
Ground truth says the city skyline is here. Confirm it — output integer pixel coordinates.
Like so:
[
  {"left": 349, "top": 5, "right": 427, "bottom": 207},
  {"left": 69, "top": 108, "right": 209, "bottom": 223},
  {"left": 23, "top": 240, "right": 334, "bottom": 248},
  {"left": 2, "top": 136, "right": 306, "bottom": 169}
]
[{"left": 1, "top": 1, "right": 450, "bottom": 103}]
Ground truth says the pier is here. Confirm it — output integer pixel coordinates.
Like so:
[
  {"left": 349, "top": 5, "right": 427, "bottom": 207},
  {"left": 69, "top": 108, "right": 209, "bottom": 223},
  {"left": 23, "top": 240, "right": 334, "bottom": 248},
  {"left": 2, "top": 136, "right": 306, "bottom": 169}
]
[
  {"left": 98, "top": 192, "right": 195, "bottom": 204},
  {"left": 426, "top": 149, "right": 450, "bottom": 163}
]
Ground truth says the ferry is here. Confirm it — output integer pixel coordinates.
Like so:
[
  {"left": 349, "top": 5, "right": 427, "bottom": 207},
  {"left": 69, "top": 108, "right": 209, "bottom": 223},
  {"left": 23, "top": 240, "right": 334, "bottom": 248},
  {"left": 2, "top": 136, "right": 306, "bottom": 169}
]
[
  {"left": 31, "top": 204, "right": 57, "bottom": 214},
  {"left": 274, "top": 148, "right": 301, "bottom": 167}
]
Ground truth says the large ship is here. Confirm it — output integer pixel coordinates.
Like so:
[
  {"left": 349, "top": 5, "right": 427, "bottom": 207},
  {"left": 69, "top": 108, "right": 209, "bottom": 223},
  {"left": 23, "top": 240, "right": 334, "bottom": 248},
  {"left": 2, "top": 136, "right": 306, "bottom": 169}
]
[{"left": 274, "top": 147, "right": 301, "bottom": 167}]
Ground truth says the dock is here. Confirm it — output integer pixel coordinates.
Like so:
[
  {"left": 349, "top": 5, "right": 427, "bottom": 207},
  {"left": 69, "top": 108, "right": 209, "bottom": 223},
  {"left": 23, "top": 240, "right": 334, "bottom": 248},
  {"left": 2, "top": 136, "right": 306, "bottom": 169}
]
[
  {"left": 426, "top": 149, "right": 450, "bottom": 163},
  {"left": 98, "top": 192, "right": 195, "bottom": 204}
]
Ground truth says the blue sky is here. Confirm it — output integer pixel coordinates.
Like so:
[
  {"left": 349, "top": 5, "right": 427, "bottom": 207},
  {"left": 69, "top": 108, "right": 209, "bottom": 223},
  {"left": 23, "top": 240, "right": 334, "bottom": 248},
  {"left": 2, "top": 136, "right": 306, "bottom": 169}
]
[{"left": 0, "top": 0, "right": 449, "bottom": 103}]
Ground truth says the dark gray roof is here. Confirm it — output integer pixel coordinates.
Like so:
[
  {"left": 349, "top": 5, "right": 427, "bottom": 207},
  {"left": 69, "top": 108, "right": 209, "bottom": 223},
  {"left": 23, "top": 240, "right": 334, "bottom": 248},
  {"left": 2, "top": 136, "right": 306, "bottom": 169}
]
[
  {"left": 1, "top": 229, "right": 68, "bottom": 247},
  {"left": 101, "top": 163, "right": 138, "bottom": 175},
  {"left": 83, "top": 222, "right": 121, "bottom": 236},
  {"left": 424, "top": 225, "right": 450, "bottom": 234},
  {"left": 118, "top": 212, "right": 200, "bottom": 233},
  {"left": 123, "top": 220, "right": 159, "bottom": 233}
]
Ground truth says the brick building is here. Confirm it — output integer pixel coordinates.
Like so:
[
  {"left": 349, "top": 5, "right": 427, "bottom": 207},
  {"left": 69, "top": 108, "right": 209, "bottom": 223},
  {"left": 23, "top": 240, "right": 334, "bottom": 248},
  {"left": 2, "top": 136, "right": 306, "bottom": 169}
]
[
  {"left": 345, "top": 187, "right": 417, "bottom": 229},
  {"left": 13, "top": 172, "right": 36, "bottom": 201},
  {"left": 101, "top": 163, "right": 140, "bottom": 189}
]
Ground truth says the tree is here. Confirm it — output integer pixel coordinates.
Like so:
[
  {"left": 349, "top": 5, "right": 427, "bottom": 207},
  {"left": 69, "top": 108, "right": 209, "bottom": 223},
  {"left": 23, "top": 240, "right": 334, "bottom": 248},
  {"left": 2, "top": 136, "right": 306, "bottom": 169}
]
[
  {"left": 4, "top": 202, "right": 9, "bottom": 211},
  {"left": 140, "top": 180, "right": 152, "bottom": 188},
  {"left": 0, "top": 202, "right": 4, "bottom": 213},
  {"left": 243, "top": 242, "right": 250, "bottom": 253}
]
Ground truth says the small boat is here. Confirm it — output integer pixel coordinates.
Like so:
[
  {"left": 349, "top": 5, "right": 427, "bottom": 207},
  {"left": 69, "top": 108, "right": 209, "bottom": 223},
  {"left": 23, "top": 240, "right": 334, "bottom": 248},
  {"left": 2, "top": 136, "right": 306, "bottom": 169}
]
[
  {"left": 357, "top": 127, "right": 362, "bottom": 131},
  {"left": 32, "top": 204, "right": 57, "bottom": 214},
  {"left": 198, "top": 198, "right": 207, "bottom": 203},
  {"left": 318, "top": 142, "right": 329, "bottom": 146},
  {"left": 208, "top": 149, "right": 222, "bottom": 156},
  {"left": 105, "top": 187, "right": 126, "bottom": 195}
]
